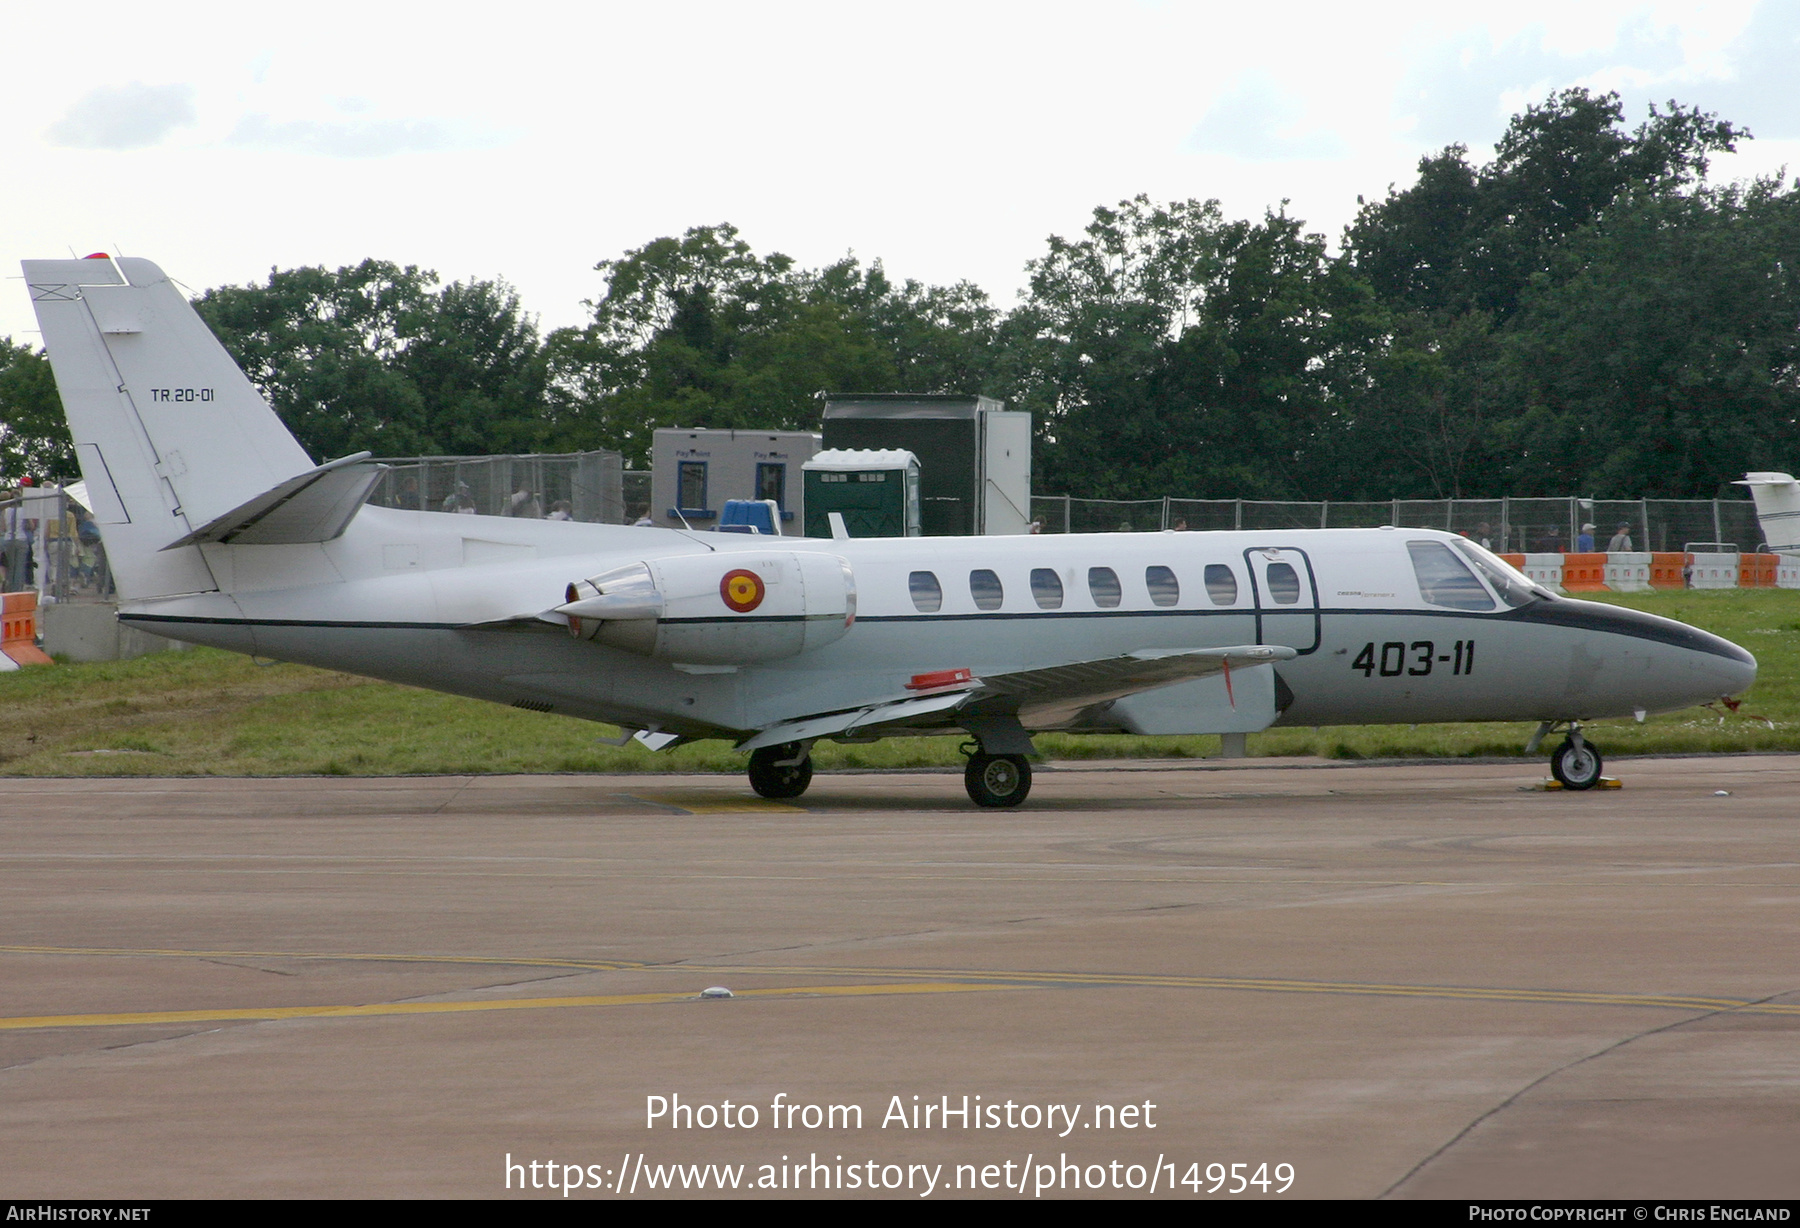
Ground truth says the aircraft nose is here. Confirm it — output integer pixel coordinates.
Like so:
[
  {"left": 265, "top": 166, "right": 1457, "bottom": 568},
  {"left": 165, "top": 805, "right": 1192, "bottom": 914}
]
[
  {"left": 1708, "top": 638, "right": 1758, "bottom": 696},
  {"left": 1521, "top": 598, "right": 1757, "bottom": 709},
  {"left": 1664, "top": 615, "right": 1755, "bottom": 697},
  {"left": 1590, "top": 600, "right": 1755, "bottom": 699}
]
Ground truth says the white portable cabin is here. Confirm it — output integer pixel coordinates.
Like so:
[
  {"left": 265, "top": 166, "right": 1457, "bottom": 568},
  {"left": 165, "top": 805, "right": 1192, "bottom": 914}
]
[{"left": 649, "top": 428, "right": 819, "bottom": 531}]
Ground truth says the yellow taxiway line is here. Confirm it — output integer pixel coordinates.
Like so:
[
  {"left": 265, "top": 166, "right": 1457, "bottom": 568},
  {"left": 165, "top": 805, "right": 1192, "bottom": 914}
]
[
  {"left": 0, "top": 944, "right": 648, "bottom": 972},
  {"left": 3, "top": 944, "right": 1793, "bottom": 1029},
  {"left": 0, "top": 982, "right": 1002, "bottom": 1031},
  {"left": 703, "top": 964, "right": 1800, "bottom": 1015}
]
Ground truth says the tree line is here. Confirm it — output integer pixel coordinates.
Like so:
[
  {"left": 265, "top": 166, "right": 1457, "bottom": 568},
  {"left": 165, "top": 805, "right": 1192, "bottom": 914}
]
[{"left": 3, "top": 89, "right": 1796, "bottom": 500}]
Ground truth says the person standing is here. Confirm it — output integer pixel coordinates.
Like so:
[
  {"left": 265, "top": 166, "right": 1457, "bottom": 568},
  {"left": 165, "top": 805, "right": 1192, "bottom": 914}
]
[
  {"left": 1606, "top": 523, "right": 1634, "bottom": 552},
  {"left": 1577, "top": 522, "right": 1596, "bottom": 552},
  {"left": 443, "top": 482, "right": 476, "bottom": 514},
  {"left": 507, "top": 482, "right": 542, "bottom": 519}
]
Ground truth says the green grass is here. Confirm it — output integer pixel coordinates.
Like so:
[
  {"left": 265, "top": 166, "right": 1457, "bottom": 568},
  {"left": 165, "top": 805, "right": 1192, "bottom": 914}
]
[{"left": 2, "top": 588, "right": 1795, "bottom": 776}]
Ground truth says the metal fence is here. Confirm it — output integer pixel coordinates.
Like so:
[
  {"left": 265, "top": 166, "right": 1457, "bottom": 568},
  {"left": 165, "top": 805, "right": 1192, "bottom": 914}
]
[
  {"left": 623, "top": 470, "right": 651, "bottom": 521},
  {"left": 7, "top": 451, "right": 629, "bottom": 605},
  {"left": 3, "top": 489, "right": 112, "bottom": 604},
  {"left": 1028, "top": 495, "right": 1765, "bottom": 553},
  {"left": 7, "top": 484, "right": 1774, "bottom": 610},
  {"left": 369, "top": 450, "right": 625, "bottom": 523}
]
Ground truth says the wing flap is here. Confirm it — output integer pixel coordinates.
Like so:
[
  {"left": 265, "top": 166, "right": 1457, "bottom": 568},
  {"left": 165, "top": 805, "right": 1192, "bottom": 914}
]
[
  {"left": 737, "top": 690, "right": 971, "bottom": 751},
  {"left": 737, "top": 645, "right": 1295, "bottom": 751},
  {"left": 979, "top": 644, "right": 1294, "bottom": 725}
]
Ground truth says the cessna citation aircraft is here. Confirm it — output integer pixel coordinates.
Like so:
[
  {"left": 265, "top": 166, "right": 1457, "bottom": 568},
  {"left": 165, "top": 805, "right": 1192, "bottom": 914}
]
[{"left": 24, "top": 256, "right": 1757, "bottom": 806}]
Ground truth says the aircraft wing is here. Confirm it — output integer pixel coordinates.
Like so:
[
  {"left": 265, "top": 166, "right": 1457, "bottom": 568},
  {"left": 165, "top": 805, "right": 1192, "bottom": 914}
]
[
  {"left": 977, "top": 644, "right": 1295, "bottom": 726},
  {"left": 737, "top": 691, "right": 971, "bottom": 752},
  {"left": 738, "top": 644, "right": 1294, "bottom": 751}
]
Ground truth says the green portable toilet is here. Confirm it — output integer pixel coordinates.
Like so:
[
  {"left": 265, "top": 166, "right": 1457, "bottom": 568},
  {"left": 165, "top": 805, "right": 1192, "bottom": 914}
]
[{"left": 802, "top": 449, "right": 921, "bottom": 538}]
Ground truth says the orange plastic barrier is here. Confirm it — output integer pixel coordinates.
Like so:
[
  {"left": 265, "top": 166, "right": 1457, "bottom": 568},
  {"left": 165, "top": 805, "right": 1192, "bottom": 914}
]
[
  {"left": 1560, "top": 552, "right": 1608, "bottom": 591},
  {"left": 1740, "top": 553, "right": 1779, "bottom": 588},
  {"left": 1648, "top": 553, "right": 1687, "bottom": 589},
  {"left": 1498, "top": 553, "right": 1526, "bottom": 570},
  {"left": 2, "top": 591, "right": 53, "bottom": 667}
]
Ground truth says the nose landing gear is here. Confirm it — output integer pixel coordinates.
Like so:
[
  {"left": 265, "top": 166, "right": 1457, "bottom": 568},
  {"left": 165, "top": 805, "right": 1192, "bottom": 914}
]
[
  {"left": 1529, "top": 721, "right": 1605, "bottom": 791},
  {"left": 1550, "top": 733, "right": 1603, "bottom": 790}
]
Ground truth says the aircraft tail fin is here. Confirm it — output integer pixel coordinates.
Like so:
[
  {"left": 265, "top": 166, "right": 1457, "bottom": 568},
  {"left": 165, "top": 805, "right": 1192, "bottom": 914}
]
[
  {"left": 1736, "top": 472, "right": 1800, "bottom": 554},
  {"left": 23, "top": 255, "right": 325, "bottom": 599}
]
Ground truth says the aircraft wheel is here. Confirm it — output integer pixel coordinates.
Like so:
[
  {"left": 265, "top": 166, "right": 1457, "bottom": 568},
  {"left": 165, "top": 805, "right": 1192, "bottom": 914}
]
[
  {"left": 964, "top": 753, "right": 1032, "bottom": 808},
  {"left": 1550, "top": 738, "right": 1603, "bottom": 790},
  {"left": 748, "top": 743, "right": 813, "bottom": 799}
]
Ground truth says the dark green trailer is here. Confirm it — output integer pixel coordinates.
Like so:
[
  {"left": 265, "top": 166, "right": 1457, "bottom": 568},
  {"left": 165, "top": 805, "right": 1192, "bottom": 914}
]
[{"left": 820, "top": 394, "right": 1030, "bottom": 536}]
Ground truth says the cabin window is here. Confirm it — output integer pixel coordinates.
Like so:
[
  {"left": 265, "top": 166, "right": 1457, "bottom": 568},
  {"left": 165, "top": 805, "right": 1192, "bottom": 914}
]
[
  {"left": 1087, "top": 567, "right": 1122, "bottom": 608},
  {"left": 909, "top": 570, "right": 942, "bottom": 613},
  {"left": 1146, "top": 565, "right": 1179, "bottom": 607},
  {"left": 1265, "top": 562, "right": 1302, "bottom": 604},
  {"left": 1407, "top": 541, "right": 1496, "bottom": 611},
  {"left": 1204, "top": 564, "right": 1238, "bottom": 606},
  {"left": 970, "top": 569, "right": 1004, "bottom": 611},
  {"left": 1030, "top": 568, "right": 1064, "bottom": 609}
]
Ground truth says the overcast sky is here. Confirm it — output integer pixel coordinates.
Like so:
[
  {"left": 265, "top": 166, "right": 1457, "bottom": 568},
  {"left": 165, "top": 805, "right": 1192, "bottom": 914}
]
[{"left": 6, "top": 1, "right": 1798, "bottom": 345}]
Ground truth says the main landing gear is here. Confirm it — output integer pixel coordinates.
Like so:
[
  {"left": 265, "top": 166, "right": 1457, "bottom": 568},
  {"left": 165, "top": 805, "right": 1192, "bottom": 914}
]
[
  {"left": 1529, "top": 721, "right": 1604, "bottom": 790},
  {"left": 747, "top": 741, "right": 813, "bottom": 799},
  {"left": 746, "top": 738, "right": 1036, "bottom": 807},
  {"left": 963, "top": 745, "right": 1033, "bottom": 808}
]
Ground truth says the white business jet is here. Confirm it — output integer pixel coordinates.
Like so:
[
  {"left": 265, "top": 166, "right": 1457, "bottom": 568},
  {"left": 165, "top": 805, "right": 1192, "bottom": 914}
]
[{"left": 23, "top": 256, "right": 1756, "bottom": 806}]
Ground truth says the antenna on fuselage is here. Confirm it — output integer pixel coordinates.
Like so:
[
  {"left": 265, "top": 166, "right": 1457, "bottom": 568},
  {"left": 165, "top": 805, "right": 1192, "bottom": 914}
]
[{"left": 666, "top": 505, "right": 716, "bottom": 550}]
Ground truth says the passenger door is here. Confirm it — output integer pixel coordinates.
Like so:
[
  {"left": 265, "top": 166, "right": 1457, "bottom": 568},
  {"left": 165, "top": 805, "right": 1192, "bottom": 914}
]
[{"left": 1244, "top": 547, "right": 1320, "bottom": 655}]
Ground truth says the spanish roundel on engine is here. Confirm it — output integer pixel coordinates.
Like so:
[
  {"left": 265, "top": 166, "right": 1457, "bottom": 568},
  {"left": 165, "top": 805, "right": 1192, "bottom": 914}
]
[
  {"left": 720, "top": 568, "right": 765, "bottom": 612},
  {"left": 564, "top": 552, "right": 855, "bottom": 665}
]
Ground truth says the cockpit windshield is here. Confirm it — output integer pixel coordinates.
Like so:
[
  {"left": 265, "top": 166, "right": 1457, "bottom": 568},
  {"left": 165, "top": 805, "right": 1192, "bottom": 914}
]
[
  {"left": 1406, "top": 541, "right": 1495, "bottom": 610},
  {"left": 1452, "top": 539, "right": 1550, "bottom": 608}
]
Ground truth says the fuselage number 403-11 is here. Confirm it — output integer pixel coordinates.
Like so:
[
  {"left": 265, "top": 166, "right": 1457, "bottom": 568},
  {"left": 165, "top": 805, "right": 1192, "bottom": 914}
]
[{"left": 1352, "top": 640, "right": 1474, "bottom": 678}]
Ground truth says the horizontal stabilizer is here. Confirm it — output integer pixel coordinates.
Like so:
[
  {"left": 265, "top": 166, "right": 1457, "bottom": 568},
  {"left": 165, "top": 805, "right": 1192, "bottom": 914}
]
[{"left": 163, "top": 453, "right": 385, "bottom": 549}]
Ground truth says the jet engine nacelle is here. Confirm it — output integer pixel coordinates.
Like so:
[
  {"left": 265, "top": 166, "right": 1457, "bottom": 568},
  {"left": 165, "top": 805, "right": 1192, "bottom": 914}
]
[{"left": 561, "top": 551, "right": 856, "bottom": 665}]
